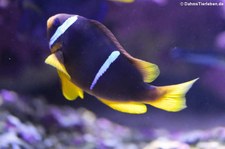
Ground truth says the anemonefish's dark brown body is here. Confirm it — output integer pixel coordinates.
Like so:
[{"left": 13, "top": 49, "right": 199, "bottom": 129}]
[{"left": 45, "top": 14, "right": 198, "bottom": 114}]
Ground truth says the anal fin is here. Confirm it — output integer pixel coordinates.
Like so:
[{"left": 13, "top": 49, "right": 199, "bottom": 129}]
[
  {"left": 98, "top": 98, "right": 147, "bottom": 114},
  {"left": 58, "top": 70, "right": 84, "bottom": 100}
]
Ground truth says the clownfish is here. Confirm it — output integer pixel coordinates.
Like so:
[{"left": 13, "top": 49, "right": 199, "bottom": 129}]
[{"left": 45, "top": 14, "right": 198, "bottom": 114}]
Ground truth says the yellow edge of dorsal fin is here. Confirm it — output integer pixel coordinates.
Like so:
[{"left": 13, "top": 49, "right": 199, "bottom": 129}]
[
  {"left": 132, "top": 58, "right": 160, "bottom": 83},
  {"left": 114, "top": 47, "right": 160, "bottom": 83},
  {"left": 91, "top": 19, "right": 158, "bottom": 83},
  {"left": 45, "top": 52, "right": 71, "bottom": 79},
  {"left": 58, "top": 70, "right": 84, "bottom": 100},
  {"left": 98, "top": 98, "right": 147, "bottom": 114},
  {"left": 144, "top": 78, "right": 198, "bottom": 112}
]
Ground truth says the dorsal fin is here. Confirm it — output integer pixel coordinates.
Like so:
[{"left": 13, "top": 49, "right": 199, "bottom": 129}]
[
  {"left": 90, "top": 20, "right": 159, "bottom": 83},
  {"left": 90, "top": 19, "right": 135, "bottom": 60},
  {"left": 131, "top": 58, "right": 160, "bottom": 83},
  {"left": 90, "top": 19, "right": 125, "bottom": 52}
]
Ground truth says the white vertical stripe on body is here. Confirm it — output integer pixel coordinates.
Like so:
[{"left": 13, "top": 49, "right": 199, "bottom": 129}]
[
  {"left": 49, "top": 15, "right": 78, "bottom": 48},
  {"left": 90, "top": 51, "right": 120, "bottom": 90}
]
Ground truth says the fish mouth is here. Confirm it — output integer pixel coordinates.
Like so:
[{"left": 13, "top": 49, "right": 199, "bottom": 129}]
[{"left": 50, "top": 42, "right": 62, "bottom": 53}]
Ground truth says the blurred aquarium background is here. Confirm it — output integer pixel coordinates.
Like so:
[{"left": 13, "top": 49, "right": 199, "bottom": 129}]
[{"left": 0, "top": 0, "right": 225, "bottom": 148}]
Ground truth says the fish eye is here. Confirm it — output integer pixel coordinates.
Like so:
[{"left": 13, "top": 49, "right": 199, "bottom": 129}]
[{"left": 53, "top": 18, "right": 60, "bottom": 27}]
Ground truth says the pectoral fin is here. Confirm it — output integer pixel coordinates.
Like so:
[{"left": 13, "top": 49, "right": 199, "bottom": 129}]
[
  {"left": 45, "top": 52, "right": 84, "bottom": 100},
  {"left": 98, "top": 98, "right": 147, "bottom": 114},
  {"left": 45, "top": 52, "right": 70, "bottom": 79},
  {"left": 58, "top": 70, "right": 84, "bottom": 100},
  {"left": 132, "top": 58, "right": 160, "bottom": 83}
]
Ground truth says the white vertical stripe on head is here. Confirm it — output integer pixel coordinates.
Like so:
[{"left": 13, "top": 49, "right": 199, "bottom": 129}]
[
  {"left": 49, "top": 15, "right": 78, "bottom": 49},
  {"left": 90, "top": 51, "right": 120, "bottom": 90}
]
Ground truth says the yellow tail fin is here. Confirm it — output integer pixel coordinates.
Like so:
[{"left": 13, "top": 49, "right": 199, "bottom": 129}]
[{"left": 145, "top": 78, "right": 198, "bottom": 112}]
